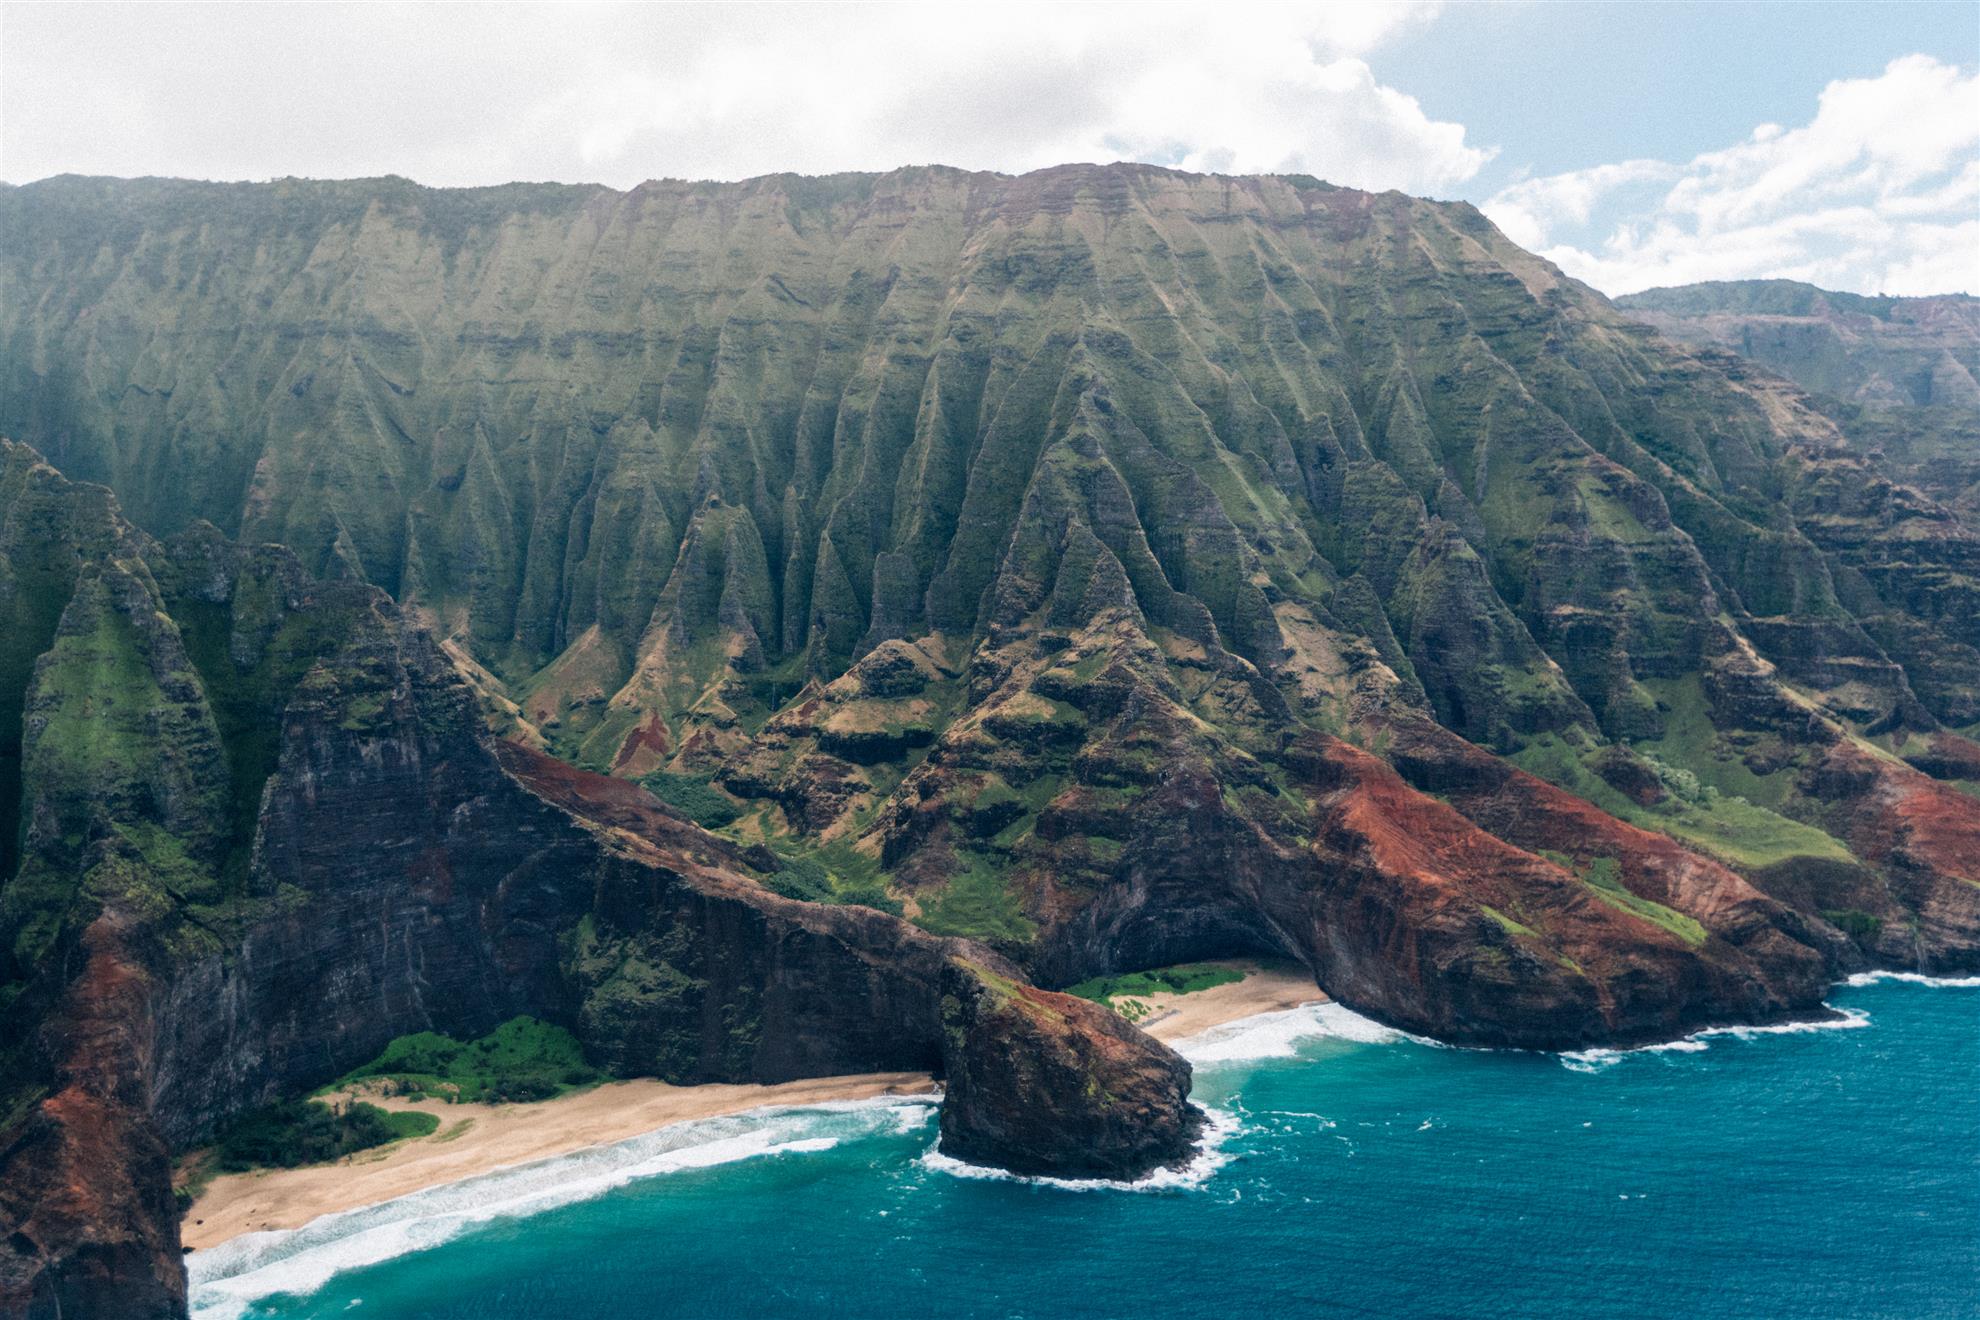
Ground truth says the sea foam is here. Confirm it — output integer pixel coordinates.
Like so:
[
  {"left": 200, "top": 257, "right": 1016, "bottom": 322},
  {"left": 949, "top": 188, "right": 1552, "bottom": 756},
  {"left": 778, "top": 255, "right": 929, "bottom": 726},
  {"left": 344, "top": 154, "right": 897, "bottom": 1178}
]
[
  {"left": 187, "top": 1097, "right": 935, "bottom": 1319},
  {"left": 1843, "top": 970, "right": 1980, "bottom": 989},
  {"left": 918, "top": 1105, "right": 1240, "bottom": 1193},
  {"left": 1558, "top": 1006, "right": 1870, "bottom": 1073},
  {"left": 1173, "top": 1001, "right": 1427, "bottom": 1064},
  {"left": 916, "top": 1000, "right": 1431, "bottom": 1192}
]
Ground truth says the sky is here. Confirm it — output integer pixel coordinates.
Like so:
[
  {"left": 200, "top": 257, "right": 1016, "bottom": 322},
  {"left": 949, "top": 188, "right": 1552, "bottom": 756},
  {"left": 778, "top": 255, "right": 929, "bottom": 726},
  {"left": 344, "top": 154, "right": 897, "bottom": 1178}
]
[{"left": 1, "top": 1, "right": 1974, "bottom": 296}]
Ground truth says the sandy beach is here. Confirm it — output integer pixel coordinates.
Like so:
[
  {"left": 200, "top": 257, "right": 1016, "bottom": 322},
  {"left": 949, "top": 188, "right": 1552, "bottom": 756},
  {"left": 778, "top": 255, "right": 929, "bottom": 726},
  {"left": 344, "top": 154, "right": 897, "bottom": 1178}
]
[
  {"left": 1135, "top": 959, "right": 1328, "bottom": 1041},
  {"left": 182, "top": 960, "right": 1325, "bottom": 1249},
  {"left": 180, "top": 1071, "right": 935, "bottom": 1249}
]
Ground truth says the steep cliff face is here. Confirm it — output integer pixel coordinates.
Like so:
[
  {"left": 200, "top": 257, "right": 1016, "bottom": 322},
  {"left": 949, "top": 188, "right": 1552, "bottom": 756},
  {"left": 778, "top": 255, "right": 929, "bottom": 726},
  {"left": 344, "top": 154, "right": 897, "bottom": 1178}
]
[
  {"left": 3, "top": 169, "right": 1977, "bottom": 1015},
  {"left": 3, "top": 165, "right": 1979, "bottom": 1313},
  {"left": 1617, "top": 281, "right": 1980, "bottom": 411},
  {"left": 1618, "top": 280, "right": 1980, "bottom": 519},
  {"left": 5, "top": 171, "right": 1974, "bottom": 746},
  {"left": 0, "top": 448, "right": 1197, "bottom": 1316},
  {"left": 937, "top": 955, "right": 1199, "bottom": 1179}
]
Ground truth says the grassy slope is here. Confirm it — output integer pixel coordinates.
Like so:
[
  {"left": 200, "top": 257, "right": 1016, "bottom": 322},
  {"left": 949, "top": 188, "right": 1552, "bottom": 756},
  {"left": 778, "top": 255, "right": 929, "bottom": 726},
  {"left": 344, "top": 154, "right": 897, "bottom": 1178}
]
[{"left": 327, "top": 1016, "right": 602, "bottom": 1104}]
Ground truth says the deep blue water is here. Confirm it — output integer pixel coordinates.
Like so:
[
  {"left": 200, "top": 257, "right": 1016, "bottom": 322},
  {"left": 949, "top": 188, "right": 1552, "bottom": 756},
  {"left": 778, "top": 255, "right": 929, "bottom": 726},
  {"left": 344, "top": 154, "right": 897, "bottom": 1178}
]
[{"left": 192, "top": 975, "right": 1979, "bottom": 1320}]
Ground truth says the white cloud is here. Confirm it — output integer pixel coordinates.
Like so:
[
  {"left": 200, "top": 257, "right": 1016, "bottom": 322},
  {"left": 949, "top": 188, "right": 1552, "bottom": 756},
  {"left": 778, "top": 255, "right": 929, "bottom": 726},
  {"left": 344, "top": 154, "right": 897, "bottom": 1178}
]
[
  {"left": 1485, "top": 159, "right": 1678, "bottom": 250},
  {"left": 1483, "top": 55, "right": 1980, "bottom": 296},
  {"left": 0, "top": 1, "right": 1489, "bottom": 195}
]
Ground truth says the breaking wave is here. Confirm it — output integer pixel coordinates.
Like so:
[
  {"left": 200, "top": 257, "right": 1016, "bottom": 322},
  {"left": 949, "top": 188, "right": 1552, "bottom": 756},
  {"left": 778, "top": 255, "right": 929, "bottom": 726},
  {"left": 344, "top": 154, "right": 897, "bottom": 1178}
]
[
  {"left": 187, "top": 1097, "right": 936, "bottom": 1319},
  {"left": 1173, "top": 1001, "right": 1432, "bottom": 1064},
  {"left": 1843, "top": 970, "right": 1980, "bottom": 989},
  {"left": 1559, "top": 1006, "right": 1871, "bottom": 1073},
  {"left": 919, "top": 1106, "right": 1240, "bottom": 1193}
]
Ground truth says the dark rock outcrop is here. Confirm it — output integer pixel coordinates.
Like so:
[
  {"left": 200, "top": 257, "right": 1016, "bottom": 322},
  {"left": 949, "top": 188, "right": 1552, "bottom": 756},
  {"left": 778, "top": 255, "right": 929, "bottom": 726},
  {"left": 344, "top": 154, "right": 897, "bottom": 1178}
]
[
  {"left": 3, "top": 173, "right": 1980, "bottom": 1315},
  {"left": 937, "top": 956, "right": 1200, "bottom": 1180},
  {"left": 0, "top": 454, "right": 1199, "bottom": 1318}
]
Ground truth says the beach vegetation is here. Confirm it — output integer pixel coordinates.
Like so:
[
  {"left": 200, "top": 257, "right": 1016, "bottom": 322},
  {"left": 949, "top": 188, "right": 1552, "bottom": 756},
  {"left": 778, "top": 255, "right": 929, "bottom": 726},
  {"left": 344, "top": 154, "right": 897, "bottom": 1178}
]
[
  {"left": 330, "top": 1016, "right": 601, "bottom": 1104},
  {"left": 213, "top": 1099, "right": 437, "bottom": 1172},
  {"left": 1066, "top": 962, "right": 1246, "bottom": 1003}
]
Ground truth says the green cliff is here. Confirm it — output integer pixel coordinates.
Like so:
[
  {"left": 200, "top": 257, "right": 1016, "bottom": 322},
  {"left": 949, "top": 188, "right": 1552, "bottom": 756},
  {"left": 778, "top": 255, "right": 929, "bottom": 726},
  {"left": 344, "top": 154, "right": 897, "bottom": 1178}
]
[
  {"left": 4, "top": 164, "right": 1980, "bottom": 1315},
  {"left": 5, "top": 167, "right": 1973, "bottom": 975}
]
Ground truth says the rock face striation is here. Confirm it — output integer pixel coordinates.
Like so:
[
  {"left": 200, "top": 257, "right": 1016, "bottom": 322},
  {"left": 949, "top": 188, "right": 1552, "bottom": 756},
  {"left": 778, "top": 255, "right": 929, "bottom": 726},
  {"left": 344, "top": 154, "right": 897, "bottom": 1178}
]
[
  {"left": 1618, "top": 280, "right": 1980, "bottom": 518},
  {"left": 0, "top": 167, "right": 1978, "bottom": 1316},
  {"left": 1617, "top": 280, "right": 1980, "bottom": 411},
  {"left": 937, "top": 955, "right": 1199, "bottom": 1179},
  {"left": 0, "top": 446, "right": 1197, "bottom": 1317}
]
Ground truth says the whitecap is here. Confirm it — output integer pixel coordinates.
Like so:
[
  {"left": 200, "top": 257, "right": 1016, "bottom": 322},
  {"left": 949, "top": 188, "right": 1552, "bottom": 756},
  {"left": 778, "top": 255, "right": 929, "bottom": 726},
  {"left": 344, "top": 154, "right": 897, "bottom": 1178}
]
[
  {"left": 918, "top": 1106, "right": 1239, "bottom": 1194},
  {"left": 1843, "top": 970, "right": 1980, "bottom": 989},
  {"left": 1557, "top": 1006, "right": 1869, "bottom": 1071},
  {"left": 1691, "top": 1007, "right": 1871, "bottom": 1040},
  {"left": 187, "top": 1097, "right": 932, "bottom": 1319},
  {"left": 1560, "top": 1035, "right": 1708, "bottom": 1072},
  {"left": 1173, "top": 1002, "right": 1429, "bottom": 1064}
]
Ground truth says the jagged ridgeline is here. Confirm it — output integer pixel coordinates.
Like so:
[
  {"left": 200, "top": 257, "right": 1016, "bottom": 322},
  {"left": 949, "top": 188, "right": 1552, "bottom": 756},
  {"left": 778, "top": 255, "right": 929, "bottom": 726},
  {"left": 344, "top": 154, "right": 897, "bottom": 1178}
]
[
  {"left": 0, "top": 441, "right": 1201, "bottom": 1317},
  {"left": 3, "top": 162, "right": 1980, "bottom": 1316},
  {"left": 1616, "top": 280, "right": 1980, "bottom": 520},
  {"left": 2, "top": 164, "right": 1978, "bottom": 1010}
]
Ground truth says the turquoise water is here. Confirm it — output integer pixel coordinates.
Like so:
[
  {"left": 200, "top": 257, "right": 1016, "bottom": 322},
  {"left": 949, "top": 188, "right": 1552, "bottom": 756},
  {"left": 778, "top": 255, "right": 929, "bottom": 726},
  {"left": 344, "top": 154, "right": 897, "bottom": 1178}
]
[{"left": 193, "top": 975, "right": 1979, "bottom": 1320}]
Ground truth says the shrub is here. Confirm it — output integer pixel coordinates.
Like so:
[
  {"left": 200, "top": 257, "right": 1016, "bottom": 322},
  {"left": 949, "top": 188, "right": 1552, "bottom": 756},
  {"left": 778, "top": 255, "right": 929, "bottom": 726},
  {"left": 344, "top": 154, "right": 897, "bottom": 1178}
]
[
  {"left": 764, "top": 855, "right": 834, "bottom": 903},
  {"left": 763, "top": 854, "right": 903, "bottom": 915},
  {"left": 639, "top": 772, "right": 742, "bottom": 829},
  {"left": 333, "top": 1016, "right": 598, "bottom": 1104},
  {"left": 214, "top": 1099, "right": 437, "bottom": 1172},
  {"left": 1066, "top": 962, "right": 1246, "bottom": 1003}
]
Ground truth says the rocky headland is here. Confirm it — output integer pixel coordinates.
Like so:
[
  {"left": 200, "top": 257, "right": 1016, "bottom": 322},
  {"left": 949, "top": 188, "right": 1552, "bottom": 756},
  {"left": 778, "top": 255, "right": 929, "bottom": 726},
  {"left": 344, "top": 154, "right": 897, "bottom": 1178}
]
[{"left": 0, "top": 165, "right": 1976, "bottom": 1316}]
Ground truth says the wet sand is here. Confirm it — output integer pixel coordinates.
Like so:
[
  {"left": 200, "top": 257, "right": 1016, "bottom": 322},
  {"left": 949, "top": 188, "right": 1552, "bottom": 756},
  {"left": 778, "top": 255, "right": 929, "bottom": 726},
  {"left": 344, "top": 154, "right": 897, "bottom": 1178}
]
[
  {"left": 1134, "top": 959, "right": 1328, "bottom": 1041},
  {"left": 181, "top": 1071, "right": 934, "bottom": 1249},
  {"left": 184, "top": 960, "right": 1324, "bottom": 1249}
]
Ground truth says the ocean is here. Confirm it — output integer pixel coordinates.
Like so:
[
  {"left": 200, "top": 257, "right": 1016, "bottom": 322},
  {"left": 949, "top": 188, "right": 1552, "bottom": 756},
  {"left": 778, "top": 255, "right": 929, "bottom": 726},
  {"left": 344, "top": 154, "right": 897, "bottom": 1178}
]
[{"left": 190, "top": 974, "right": 1980, "bottom": 1320}]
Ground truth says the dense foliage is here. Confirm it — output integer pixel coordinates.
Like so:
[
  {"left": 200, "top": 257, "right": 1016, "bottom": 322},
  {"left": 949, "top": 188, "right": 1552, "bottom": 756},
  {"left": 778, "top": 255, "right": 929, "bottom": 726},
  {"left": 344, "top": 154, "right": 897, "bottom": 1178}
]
[
  {"left": 334, "top": 1016, "right": 600, "bottom": 1103},
  {"left": 213, "top": 1099, "right": 436, "bottom": 1172},
  {"left": 1067, "top": 963, "right": 1246, "bottom": 1003},
  {"left": 638, "top": 772, "right": 743, "bottom": 829}
]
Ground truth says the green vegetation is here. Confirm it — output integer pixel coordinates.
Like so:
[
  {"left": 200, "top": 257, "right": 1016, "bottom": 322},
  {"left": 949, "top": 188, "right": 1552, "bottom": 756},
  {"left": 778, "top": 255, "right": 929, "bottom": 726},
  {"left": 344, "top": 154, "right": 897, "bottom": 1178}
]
[
  {"left": 1511, "top": 733, "right": 1854, "bottom": 871},
  {"left": 913, "top": 852, "right": 1037, "bottom": 943},
  {"left": 761, "top": 851, "right": 901, "bottom": 915},
  {"left": 1480, "top": 905, "right": 1538, "bottom": 938},
  {"left": 0, "top": 556, "right": 74, "bottom": 883},
  {"left": 1823, "top": 908, "right": 1885, "bottom": 939},
  {"left": 6, "top": 182, "right": 1976, "bottom": 1137},
  {"left": 638, "top": 771, "right": 742, "bottom": 829},
  {"left": 1537, "top": 851, "right": 1709, "bottom": 947},
  {"left": 1634, "top": 677, "right": 1796, "bottom": 810},
  {"left": 213, "top": 1099, "right": 438, "bottom": 1172},
  {"left": 1066, "top": 962, "right": 1246, "bottom": 1002},
  {"left": 330, "top": 1016, "right": 601, "bottom": 1103}
]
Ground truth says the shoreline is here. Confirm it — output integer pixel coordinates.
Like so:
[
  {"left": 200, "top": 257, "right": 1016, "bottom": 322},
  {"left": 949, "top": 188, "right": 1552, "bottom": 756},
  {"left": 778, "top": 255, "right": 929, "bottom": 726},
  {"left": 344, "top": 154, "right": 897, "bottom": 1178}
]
[
  {"left": 177, "top": 969, "right": 1967, "bottom": 1264},
  {"left": 179, "top": 1071, "right": 936, "bottom": 1250},
  {"left": 1129, "top": 959, "right": 1328, "bottom": 1042},
  {"left": 181, "top": 960, "right": 1326, "bottom": 1251}
]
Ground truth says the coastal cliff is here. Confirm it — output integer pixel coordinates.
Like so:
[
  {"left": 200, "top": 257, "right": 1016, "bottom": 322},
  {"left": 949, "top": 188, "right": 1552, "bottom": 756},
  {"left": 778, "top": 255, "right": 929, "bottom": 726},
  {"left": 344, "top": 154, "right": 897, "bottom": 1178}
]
[
  {"left": 0, "top": 447, "right": 1198, "bottom": 1316},
  {"left": 0, "top": 164, "right": 1977, "bottom": 1315}
]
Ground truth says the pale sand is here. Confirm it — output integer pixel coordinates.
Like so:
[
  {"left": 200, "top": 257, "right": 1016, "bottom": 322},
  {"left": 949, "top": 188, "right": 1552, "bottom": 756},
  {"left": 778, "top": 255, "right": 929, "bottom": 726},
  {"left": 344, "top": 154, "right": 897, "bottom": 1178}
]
[
  {"left": 180, "top": 1071, "right": 934, "bottom": 1249},
  {"left": 1132, "top": 959, "right": 1327, "bottom": 1041},
  {"left": 182, "top": 961, "right": 1325, "bottom": 1250}
]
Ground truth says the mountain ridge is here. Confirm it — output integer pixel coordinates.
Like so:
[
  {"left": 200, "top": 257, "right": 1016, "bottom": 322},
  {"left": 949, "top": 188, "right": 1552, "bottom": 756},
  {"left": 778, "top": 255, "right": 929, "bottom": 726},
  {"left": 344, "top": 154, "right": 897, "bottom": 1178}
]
[{"left": 1, "top": 164, "right": 1978, "bottom": 1315}]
